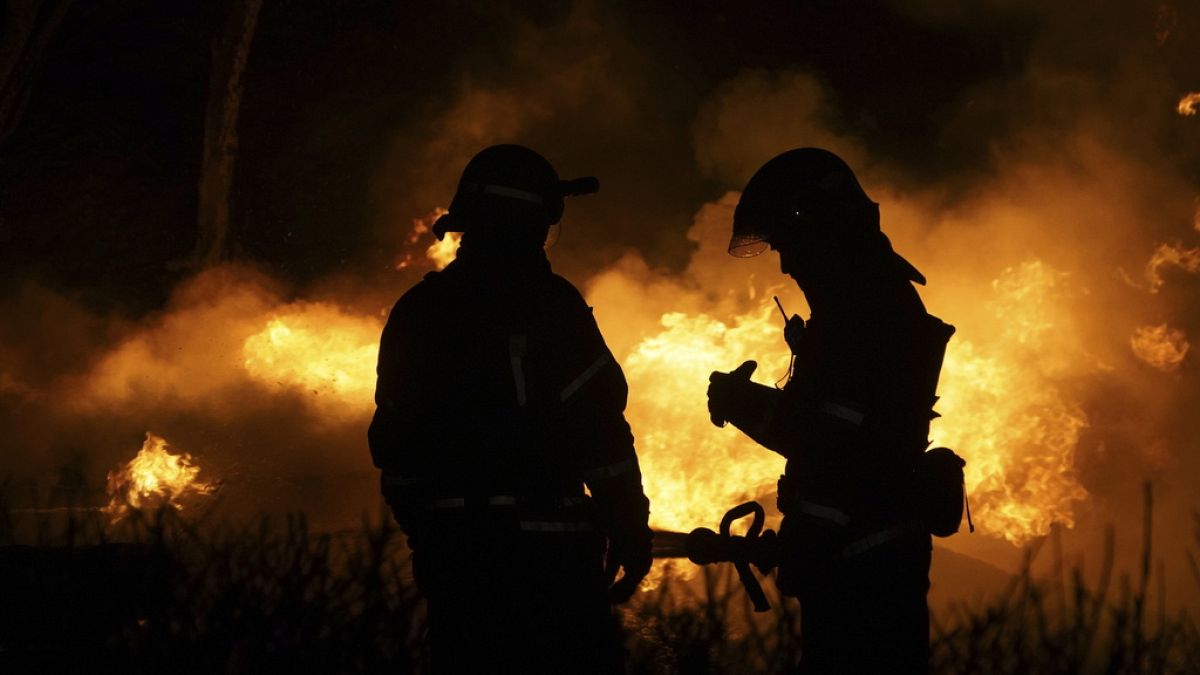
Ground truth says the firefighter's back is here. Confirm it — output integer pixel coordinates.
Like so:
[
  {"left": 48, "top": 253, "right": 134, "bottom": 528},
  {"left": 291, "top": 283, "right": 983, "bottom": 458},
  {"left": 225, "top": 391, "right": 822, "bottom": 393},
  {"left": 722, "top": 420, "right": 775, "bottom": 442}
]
[
  {"left": 382, "top": 260, "right": 622, "bottom": 673},
  {"left": 370, "top": 145, "right": 649, "bottom": 674}
]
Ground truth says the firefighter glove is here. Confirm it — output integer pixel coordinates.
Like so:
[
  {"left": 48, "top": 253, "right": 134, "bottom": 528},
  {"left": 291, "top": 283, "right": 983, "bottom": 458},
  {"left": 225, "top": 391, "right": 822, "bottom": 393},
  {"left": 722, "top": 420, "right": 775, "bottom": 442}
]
[
  {"left": 605, "top": 529, "right": 652, "bottom": 604},
  {"left": 784, "top": 314, "right": 805, "bottom": 354},
  {"left": 708, "top": 360, "right": 758, "bottom": 428}
]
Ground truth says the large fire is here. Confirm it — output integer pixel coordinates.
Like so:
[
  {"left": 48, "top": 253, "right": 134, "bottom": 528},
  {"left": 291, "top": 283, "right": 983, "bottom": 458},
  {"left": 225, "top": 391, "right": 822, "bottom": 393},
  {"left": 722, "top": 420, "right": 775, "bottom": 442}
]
[
  {"left": 224, "top": 211, "right": 1097, "bottom": 545},
  {"left": 613, "top": 260, "right": 1089, "bottom": 545},
  {"left": 74, "top": 193, "right": 1155, "bottom": 548},
  {"left": 105, "top": 432, "right": 216, "bottom": 520}
]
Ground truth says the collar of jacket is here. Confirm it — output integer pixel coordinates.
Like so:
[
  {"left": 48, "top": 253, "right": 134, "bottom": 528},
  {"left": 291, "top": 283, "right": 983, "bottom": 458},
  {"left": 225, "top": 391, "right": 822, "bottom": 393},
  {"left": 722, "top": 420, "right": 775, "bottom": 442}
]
[{"left": 449, "top": 243, "right": 552, "bottom": 279}]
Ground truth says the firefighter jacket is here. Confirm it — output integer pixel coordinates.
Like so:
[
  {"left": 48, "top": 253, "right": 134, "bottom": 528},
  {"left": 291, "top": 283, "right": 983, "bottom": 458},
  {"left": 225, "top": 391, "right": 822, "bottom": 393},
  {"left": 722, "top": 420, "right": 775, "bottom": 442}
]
[
  {"left": 368, "top": 246, "right": 650, "bottom": 552},
  {"left": 723, "top": 279, "right": 953, "bottom": 558}
]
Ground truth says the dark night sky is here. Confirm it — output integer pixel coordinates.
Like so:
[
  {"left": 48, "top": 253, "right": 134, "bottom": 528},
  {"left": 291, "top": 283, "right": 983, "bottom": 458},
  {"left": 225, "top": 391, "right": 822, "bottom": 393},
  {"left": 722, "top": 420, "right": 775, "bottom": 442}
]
[{"left": 0, "top": 0, "right": 1051, "bottom": 308}]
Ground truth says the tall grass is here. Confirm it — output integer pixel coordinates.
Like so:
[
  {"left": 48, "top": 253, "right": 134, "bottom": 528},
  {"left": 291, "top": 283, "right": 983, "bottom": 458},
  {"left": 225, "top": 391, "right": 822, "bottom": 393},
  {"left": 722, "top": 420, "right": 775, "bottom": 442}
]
[
  {"left": 1, "top": 486, "right": 1197, "bottom": 673},
  {"left": 1, "top": 503, "right": 424, "bottom": 673}
]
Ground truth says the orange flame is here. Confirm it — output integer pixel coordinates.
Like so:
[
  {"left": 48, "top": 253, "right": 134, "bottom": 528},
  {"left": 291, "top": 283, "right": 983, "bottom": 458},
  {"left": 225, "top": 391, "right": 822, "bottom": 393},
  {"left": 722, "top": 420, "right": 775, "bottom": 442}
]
[
  {"left": 1131, "top": 324, "right": 1189, "bottom": 372},
  {"left": 241, "top": 305, "right": 381, "bottom": 415},
  {"left": 105, "top": 432, "right": 215, "bottom": 520},
  {"left": 624, "top": 306, "right": 789, "bottom": 532},
  {"left": 931, "top": 262, "right": 1090, "bottom": 543},
  {"left": 426, "top": 230, "right": 462, "bottom": 270},
  {"left": 618, "top": 260, "right": 1089, "bottom": 545},
  {"left": 395, "top": 207, "right": 450, "bottom": 270}
]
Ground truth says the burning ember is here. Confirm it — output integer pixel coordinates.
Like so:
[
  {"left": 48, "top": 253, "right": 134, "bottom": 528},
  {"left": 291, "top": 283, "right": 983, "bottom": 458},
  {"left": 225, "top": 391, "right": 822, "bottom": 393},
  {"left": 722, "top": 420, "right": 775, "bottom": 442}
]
[
  {"left": 1131, "top": 324, "right": 1190, "bottom": 373},
  {"left": 1145, "top": 242, "right": 1200, "bottom": 292},
  {"left": 1178, "top": 92, "right": 1200, "bottom": 116},
  {"left": 105, "top": 432, "right": 216, "bottom": 520}
]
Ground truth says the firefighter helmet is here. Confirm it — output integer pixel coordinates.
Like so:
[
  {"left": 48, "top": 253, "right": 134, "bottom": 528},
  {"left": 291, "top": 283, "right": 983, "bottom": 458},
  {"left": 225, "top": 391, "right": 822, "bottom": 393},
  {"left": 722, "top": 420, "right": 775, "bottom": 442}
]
[
  {"left": 432, "top": 144, "right": 598, "bottom": 240},
  {"left": 730, "top": 147, "right": 925, "bottom": 284}
]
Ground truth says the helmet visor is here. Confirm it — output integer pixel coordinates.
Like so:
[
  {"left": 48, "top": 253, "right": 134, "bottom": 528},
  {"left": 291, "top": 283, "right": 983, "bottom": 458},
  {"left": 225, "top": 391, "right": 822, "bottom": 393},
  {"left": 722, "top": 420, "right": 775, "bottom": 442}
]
[
  {"left": 728, "top": 231, "right": 770, "bottom": 258},
  {"left": 728, "top": 200, "right": 776, "bottom": 257}
]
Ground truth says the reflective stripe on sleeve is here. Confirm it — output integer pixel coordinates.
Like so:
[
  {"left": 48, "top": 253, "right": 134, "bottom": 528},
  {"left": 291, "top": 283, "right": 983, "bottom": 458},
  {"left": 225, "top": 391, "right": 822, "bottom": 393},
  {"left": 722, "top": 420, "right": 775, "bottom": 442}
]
[
  {"left": 554, "top": 353, "right": 609, "bottom": 398},
  {"left": 821, "top": 401, "right": 865, "bottom": 426},
  {"left": 793, "top": 500, "right": 851, "bottom": 527},
  {"left": 582, "top": 458, "right": 637, "bottom": 482},
  {"left": 519, "top": 520, "right": 595, "bottom": 533},
  {"left": 381, "top": 473, "right": 421, "bottom": 488},
  {"left": 509, "top": 335, "right": 528, "bottom": 406},
  {"left": 423, "top": 494, "right": 584, "bottom": 510},
  {"left": 560, "top": 353, "right": 612, "bottom": 402}
]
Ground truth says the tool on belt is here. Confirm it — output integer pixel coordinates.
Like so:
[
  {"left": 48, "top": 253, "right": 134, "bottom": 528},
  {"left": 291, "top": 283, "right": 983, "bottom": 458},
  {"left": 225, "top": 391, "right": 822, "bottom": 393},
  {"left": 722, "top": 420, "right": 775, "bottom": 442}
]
[{"left": 652, "top": 501, "right": 779, "bottom": 612}]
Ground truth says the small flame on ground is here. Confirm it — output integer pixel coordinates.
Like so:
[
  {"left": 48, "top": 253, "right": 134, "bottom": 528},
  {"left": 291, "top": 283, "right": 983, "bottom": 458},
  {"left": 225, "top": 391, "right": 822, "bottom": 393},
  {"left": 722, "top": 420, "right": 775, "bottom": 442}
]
[
  {"left": 1178, "top": 92, "right": 1200, "bottom": 116},
  {"left": 1131, "top": 324, "right": 1189, "bottom": 372},
  {"left": 105, "top": 432, "right": 215, "bottom": 520}
]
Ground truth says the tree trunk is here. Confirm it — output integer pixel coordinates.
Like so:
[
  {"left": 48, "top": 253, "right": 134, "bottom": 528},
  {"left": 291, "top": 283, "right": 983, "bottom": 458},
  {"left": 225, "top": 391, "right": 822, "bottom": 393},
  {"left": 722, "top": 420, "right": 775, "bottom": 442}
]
[
  {"left": 0, "top": 0, "right": 72, "bottom": 145},
  {"left": 190, "top": 0, "right": 262, "bottom": 268}
]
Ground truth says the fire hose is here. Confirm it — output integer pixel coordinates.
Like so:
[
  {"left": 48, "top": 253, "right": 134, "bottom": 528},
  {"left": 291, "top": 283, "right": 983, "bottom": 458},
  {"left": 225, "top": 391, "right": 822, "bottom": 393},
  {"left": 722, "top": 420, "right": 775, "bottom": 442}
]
[{"left": 651, "top": 501, "right": 779, "bottom": 612}]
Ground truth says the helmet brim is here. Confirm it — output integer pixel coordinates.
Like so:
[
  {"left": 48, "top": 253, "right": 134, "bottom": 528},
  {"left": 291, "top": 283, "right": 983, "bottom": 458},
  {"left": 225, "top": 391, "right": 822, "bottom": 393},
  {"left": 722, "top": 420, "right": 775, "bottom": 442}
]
[
  {"left": 431, "top": 212, "right": 465, "bottom": 240},
  {"left": 891, "top": 250, "right": 927, "bottom": 285},
  {"left": 434, "top": 175, "right": 598, "bottom": 239},
  {"left": 728, "top": 227, "right": 928, "bottom": 286},
  {"left": 728, "top": 232, "right": 770, "bottom": 258}
]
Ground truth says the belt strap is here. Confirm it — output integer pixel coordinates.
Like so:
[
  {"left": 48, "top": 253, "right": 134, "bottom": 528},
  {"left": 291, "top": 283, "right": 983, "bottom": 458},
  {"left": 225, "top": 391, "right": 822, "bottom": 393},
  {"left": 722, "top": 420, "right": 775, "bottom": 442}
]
[
  {"left": 840, "top": 520, "right": 925, "bottom": 558},
  {"left": 425, "top": 494, "right": 586, "bottom": 510},
  {"left": 519, "top": 520, "right": 594, "bottom": 533}
]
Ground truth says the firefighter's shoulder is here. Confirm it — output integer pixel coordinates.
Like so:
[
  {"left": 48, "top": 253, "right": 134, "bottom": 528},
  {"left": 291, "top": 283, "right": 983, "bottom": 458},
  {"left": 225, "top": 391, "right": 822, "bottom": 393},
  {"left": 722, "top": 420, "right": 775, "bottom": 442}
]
[
  {"left": 543, "top": 272, "right": 595, "bottom": 315},
  {"left": 385, "top": 270, "right": 451, "bottom": 320}
]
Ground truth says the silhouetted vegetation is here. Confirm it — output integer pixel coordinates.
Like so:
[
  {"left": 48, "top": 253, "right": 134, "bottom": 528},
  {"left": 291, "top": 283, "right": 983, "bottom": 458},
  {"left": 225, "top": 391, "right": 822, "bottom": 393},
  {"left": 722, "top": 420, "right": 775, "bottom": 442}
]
[{"left": 1, "top": 494, "right": 1197, "bottom": 673}]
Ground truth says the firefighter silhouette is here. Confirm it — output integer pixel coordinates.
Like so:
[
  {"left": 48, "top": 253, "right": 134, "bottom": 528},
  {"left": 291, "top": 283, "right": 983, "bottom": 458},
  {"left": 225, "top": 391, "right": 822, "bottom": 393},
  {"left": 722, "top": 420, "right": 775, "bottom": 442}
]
[
  {"left": 707, "top": 148, "right": 960, "bottom": 674},
  {"left": 369, "top": 145, "right": 652, "bottom": 673}
]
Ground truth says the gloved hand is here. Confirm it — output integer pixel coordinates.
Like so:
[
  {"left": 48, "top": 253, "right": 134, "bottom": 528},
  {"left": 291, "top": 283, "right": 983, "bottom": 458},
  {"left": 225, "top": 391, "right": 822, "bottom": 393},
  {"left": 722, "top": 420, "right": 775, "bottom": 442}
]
[
  {"left": 708, "top": 360, "right": 758, "bottom": 427},
  {"left": 783, "top": 314, "right": 805, "bottom": 354},
  {"left": 605, "top": 530, "right": 653, "bottom": 603}
]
